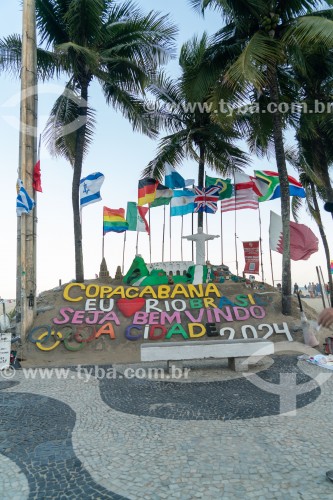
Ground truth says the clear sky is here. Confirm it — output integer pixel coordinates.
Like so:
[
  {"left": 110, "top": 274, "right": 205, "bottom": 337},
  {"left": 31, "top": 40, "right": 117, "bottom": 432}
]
[{"left": 1, "top": 0, "right": 332, "bottom": 299}]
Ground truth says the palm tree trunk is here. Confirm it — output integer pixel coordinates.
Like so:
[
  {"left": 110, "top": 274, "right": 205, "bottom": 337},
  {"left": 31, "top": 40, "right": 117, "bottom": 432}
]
[
  {"left": 73, "top": 81, "right": 88, "bottom": 282},
  {"left": 269, "top": 65, "right": 291, "bottom": 315},
  {"left": 310, "top": 183, "right": 333, "bottom": 306},
  {"left": 312, "top": 139, "right": 333, "bottom": 219},
  {"left": 198, "top": 143, "right": 205, "bottom": 229}
]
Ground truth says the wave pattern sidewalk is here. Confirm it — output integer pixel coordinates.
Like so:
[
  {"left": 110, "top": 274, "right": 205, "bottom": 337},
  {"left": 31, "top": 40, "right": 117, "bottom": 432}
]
[{"left": 1, "top": 357, "right": 333, "bottom": 499}]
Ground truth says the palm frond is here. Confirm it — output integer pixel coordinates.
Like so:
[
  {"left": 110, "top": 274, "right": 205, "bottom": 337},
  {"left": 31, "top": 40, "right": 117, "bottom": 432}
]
[
  {"left": 44, "top": 81, "right": 96, "bottom": 166},
  {"left": 55, "top": 42, "right": 100, "bottom": 70},
  {"left": 36, "top": 0, "right": 69, "bottom": 48},
  {"left": 0, "top": 35, "right": 61, "bottom": 81},
  {"left": 142, "top": 131, "right": 189, "bottom": 180},
  {"left": 291, "top": 195, "right": 304, "bottom": 222},
  {"left": 105, "top": 4, "right": 177, "bottom": 69},
  {"left": 102, "top": 82, "right": 159, "bottom": 138},
  {"left": 37, "top": 47, "right": 64, "bottom": 80},
  {"left": 0, "top": 35, "right": 22, "bottom": 75},
  {"left": 283, "top": 15, "right": 333, "bottom": 48},
  {"left": 189, "top": 0, "right": 267, "bottom": 20},
  {"left": 64, "top": 0, "right": 104, "bottom": 44},
  {"left": 224, "top": 32, "right": 281, "bottom": 90}
]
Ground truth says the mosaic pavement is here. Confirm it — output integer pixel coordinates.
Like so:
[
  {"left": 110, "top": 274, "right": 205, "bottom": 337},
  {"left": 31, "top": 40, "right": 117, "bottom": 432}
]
[{"left": 1, "top": 355, "right": 333, "bottom": 499}]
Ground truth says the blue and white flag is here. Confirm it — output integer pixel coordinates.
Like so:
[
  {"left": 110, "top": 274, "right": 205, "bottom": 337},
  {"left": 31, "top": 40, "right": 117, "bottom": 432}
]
[
  {"left": 164, "top": 163, "right": 194, "bottom": 189},
  {"left": 80, "top": 172, "right": 105, "bottom": 208},
  {"left": 16, "top": 179, "right": 35, "bottom": 216},
  {"left": 170, "top": 189, "right": 195, "bottom": 216}
]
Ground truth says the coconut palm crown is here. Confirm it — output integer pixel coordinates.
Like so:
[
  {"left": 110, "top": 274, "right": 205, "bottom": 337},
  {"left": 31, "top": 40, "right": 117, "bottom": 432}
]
[
  {"left": 143, "top": 33, "right": 248, "bottom": 229},
  {"left": 0, "top": 0, "right": 177, "bottom": 282}
]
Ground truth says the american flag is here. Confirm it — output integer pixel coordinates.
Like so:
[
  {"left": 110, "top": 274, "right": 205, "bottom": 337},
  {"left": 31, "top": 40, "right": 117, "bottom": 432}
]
[
  {"left": 221, "top": 185, "right": 259, "bottom": 212},
  {"left": 194, "top": 186, "right": 221, "bottom": 213}
]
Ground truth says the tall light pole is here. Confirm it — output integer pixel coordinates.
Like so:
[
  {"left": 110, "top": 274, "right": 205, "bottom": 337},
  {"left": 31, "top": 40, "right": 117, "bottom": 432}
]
[{"left": 16, "top": 0, "right": 37, "bottom": 337}]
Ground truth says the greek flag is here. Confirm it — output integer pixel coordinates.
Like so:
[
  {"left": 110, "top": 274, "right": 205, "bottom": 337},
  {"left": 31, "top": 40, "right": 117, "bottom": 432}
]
[
  {"left": 80, "top": 172, "right": 105, "bottom": 208},
  {"left": 16, "top": 179, "right": 35, "bottom": 216}
]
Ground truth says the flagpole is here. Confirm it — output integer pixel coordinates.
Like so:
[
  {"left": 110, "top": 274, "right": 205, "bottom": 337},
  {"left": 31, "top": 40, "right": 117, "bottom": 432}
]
[
  {"left": 169, "top": 206, "right": 172, "bottom": 261},
  {"left": 233, "top": 171, "right": 239, "bottom": 276},
  {"left": 191, "top": 212, "right": 194, "bottom": 261},
  {"left": 220, "top": 201, "right": 223, "bottom": 264},
  {"left": 162, "top": 204, "right": 166, "bottom": 262},
  {"left": 149, "top": 207, "right": 152, "bottom": 264},
  {"left": 258, "top": 204, "right": 264, "bottom": 282},
  {"left": 270, "top": 249, "right": 274, "bottom": 286},
  {"left": 122, "top": 232, "right": 126, "bottom": 274},
  {"left": 181, "top": 215, "right": 184, "bottom": 261},
  {"left": 136, "top": 232, "right": 139, "bottom": 255},
  {"left": 206, "top": 211, "right": 209, "bottom": 262},
  {"left": 102, "top": 234, "right": 105, "bottom": 260},
  {"left": 204, "top": 171, "right": 207, "bottom": 259}
]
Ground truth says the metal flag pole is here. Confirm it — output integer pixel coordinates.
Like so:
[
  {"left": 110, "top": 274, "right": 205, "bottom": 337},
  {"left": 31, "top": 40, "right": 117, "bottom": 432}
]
[
  {"left": 220, "top": 201, "right": 223, "bottom": 264},
  {"left": 162, "top": 204, "right": 166, "bottom": 262},
  {"left": 122, "top": 232, "right": 126, "bottom": 274},
  {"left": 270, "top": 249, "right": 274, "bottom": 285},
  {"left": 204, "top": 171, "right": 208, "bottom": 259},
  {"left": 136, "top": 232, "right": 139, "bottom": 255},
  {"left": 258, "top": 204, "right": 264, "bottom": 282},
  {"left": 149, "top": 207, "right": 152, "bottom": 264},
  {"left": 206, "top": 211, "right": 209, "bottom": 262},
  {"left": 102, "top": 207, "right": 105, "bottom": 260},
  {"left": 181, "top": 215, "right": 184, "bottom": 261},
  {"left": 191, "top": 212, "right": 194, "bottom": 261},
  {"left": 233, "top": 172, "right": 239, "bottom": 276},
  {"left": 206, "top": 212, "right": 209, "bottom": 260},
  {"left": 169, "top": 206, "right": 172, "bottom": 261}
]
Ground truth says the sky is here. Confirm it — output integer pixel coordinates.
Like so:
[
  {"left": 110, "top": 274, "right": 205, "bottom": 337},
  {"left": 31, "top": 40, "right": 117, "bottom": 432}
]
[{"left": 1, "top": 0, "right": 333, "bottom": 300}]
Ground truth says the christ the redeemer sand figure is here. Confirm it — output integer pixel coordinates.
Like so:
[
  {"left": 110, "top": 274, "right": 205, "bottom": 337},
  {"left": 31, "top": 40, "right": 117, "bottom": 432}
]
[{"left": 182, "top": 227, "right": 220, "bottom": 265}]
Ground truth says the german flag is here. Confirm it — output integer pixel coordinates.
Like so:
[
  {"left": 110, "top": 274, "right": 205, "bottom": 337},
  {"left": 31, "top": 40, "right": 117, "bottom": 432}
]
[{"left": 138, "top": 178, "right": 157, "bottom": 206}]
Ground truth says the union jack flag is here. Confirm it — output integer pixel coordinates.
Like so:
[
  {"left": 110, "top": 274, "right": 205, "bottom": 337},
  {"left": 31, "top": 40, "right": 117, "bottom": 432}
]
[{"left": 194, "top": 186, "right": 221, "bottom": 213}]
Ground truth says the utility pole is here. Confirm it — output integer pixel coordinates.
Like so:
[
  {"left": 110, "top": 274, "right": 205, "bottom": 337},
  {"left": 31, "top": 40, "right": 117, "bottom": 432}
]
[{"left": 16, "top": 0, "right": 37, "bottom": 338}]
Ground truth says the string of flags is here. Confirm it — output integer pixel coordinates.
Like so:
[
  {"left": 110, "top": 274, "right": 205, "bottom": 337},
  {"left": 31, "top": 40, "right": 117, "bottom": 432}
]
[{"left": 17, "top": 158, "right": 319, "bottom": 263}]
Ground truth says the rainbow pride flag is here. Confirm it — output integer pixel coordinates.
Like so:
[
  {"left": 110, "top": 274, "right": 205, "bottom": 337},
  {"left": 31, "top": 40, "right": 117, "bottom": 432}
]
[
  {"left": 331, "top": 260, "right": 333, "bottom": 275},
  {"left": 103, "top": 207, "right": 128, "bottom": 234}
]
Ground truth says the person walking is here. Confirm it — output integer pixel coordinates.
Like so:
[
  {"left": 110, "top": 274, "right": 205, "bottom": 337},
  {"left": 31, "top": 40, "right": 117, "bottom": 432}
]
[{"left": 293, "top": 283, "right": 299, "bottom": 295}]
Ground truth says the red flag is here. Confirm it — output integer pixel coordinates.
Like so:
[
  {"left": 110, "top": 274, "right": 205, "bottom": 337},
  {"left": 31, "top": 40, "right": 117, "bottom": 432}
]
[
  {"left": 269, "top": 211, "right": 318, "bottom": 260},
  {"left": 33, "top": 159, "right": 42, "bottom": 192},
  {"left": 243, "top": 241, "right": 260, "bottom": 274}
]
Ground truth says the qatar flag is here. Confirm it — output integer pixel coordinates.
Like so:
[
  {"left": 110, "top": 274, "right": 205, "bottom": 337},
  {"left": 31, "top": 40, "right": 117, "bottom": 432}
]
[{"left": 269, "top": 211, "right": 319, "bottom": 261}]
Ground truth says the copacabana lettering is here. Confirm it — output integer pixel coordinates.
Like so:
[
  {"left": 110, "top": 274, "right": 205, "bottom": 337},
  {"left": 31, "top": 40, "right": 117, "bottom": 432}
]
[{"left": 63, "top": 283, "right": 222, "bottom": 302}]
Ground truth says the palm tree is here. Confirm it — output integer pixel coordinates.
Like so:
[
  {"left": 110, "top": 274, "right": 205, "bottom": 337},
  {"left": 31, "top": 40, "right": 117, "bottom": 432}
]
[
  {"left": 191, "top": 0, "right": 333, "bottom": 314},
  {"left": 143, "top": 33, "right": 248, "bottom": 229},
  {"left": 0, "top": 0, "right": 176, "bottom": 282},
  {"left": 291, "top": 43, "right": 333, "bottom": 209}
]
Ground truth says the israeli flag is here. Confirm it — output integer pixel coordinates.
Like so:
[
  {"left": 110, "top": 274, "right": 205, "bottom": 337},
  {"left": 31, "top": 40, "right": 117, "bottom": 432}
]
[
  {"left": 16, "top": 179, "right": 35, "bottom": 216},
  {"left": 164, "top": 163, "right": 194, "bottom": 189},
  {"left": 80, "top": 172, "right": 105, "bottom": 208}
]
